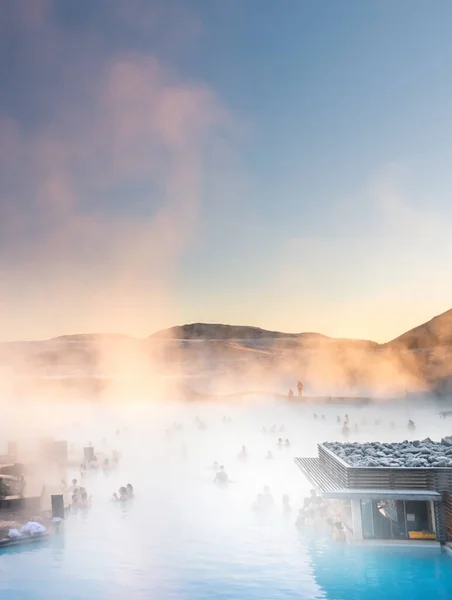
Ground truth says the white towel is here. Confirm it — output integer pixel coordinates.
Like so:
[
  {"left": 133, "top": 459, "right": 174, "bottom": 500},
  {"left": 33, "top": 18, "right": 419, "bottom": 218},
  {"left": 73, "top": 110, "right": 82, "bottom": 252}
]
[
  {"left": 8, "top": 528, "right": 22, "bottom": 538},
  {"left": 20, "top": 521, "right": 46, "bottom": 535}
]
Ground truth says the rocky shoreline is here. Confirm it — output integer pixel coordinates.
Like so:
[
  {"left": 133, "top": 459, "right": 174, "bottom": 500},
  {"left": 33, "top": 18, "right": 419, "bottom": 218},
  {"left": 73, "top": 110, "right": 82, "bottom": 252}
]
[{"left": 324, "top": 438, "right": 452, "bottom": 468}]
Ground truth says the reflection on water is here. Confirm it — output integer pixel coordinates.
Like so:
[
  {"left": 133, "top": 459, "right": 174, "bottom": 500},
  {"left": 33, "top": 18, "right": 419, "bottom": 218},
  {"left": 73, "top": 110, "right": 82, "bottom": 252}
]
[{"left": 1, "top": 398, "right": 452, "bottom": 599}]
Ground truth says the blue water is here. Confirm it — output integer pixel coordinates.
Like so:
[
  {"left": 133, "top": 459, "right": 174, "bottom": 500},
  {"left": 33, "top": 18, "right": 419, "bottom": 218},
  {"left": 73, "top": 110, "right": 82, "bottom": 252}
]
[{"left": 1, "top": 399, "right": 452, "bottom": 599}]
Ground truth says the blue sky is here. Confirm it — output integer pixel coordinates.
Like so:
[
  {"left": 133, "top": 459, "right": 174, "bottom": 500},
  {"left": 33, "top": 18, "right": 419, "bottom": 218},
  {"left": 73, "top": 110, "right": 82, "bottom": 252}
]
[{"left": 1, "top": 0, "right": 452, "bottom": 341}]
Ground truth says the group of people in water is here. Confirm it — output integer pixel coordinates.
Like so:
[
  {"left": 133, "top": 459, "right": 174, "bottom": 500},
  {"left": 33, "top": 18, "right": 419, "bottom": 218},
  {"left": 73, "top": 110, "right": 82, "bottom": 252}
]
[
  {"left": 59, "top": 446, "right": 127, "bottom": 517},
  {"left": 79, "top": 450, "right": 121, "bottom": 478},
  {"left": 62, "top": 478, "right": 92, "bottom": 513},
  {"left": 304, "top": 411, "right": 418, "bottom": 439},
  {"left": 204, "top": 415, "right": 348, "bottom": 542},
  {"left": 112, "top": 483, "right": 134, "bottom": 502}
]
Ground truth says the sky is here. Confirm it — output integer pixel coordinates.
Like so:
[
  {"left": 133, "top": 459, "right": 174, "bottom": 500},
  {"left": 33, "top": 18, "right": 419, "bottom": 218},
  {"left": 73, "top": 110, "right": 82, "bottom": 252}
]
[{"left": 1, "top": 0, "right": 452, "bottom": 343}]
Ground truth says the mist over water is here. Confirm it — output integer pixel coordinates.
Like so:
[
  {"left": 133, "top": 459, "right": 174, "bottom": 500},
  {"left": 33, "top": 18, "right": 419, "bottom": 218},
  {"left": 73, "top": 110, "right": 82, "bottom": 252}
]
[{"left": 2, "top": 396, "right": 452, "bottom": 599}]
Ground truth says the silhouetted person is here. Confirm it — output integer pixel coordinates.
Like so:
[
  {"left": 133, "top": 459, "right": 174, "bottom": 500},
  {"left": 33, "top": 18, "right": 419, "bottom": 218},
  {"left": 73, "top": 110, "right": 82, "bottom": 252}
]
[
  {"left": 214, "top": 466, "right": 230, "bottom": 486},
  {"left": 282, "top": 494, "right": 291, "bottom": 513},
  {"left": 332, "top": 521, "right": 346, "bottom": 542},
  {"left": 238, "top": 445, "right": 248, "bottom": 462},
  {"left": 113, "top": 486, "right": 128, "bottom": 502},
  {"left": 297, "top": 380, "right": 303, "bottom": 397},
  {"left": 288, "top": 389, "right": 294, "bottom": 400}
]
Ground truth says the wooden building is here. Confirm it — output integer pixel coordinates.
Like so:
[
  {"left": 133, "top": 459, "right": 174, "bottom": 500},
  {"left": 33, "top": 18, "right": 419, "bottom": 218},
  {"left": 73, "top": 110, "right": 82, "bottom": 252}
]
[{"left": 294, "top": 443, "right": 452, "bottom": 542}]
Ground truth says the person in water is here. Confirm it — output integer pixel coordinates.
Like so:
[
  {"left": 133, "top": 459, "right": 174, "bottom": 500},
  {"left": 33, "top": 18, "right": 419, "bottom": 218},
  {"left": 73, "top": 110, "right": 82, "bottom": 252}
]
[
  {"left": 238, "top": 445, "right": 247, "bottom": 462},
  {"left": 284, "top": 439, "right": 291, "bottom": 447},
  {"left": 126, "top": 483, "right": 134, "bottom": 499},
  {"left": 90, "top": 455, "right": 99, "bottom": 469},
  {"left": 70, "top": 479, "right": 79, "bottom": 496},
  {"left": 266, "top": 451, "right": 274, "bottom": 460},
  {"left": 332, "top": 521, "right": 346, "bottom": 542},
  {"left": 71, "top": 493, "right": 80, "bottom": 513},
  {"left": 214, "top": 466, "right": 230, "bottom": 486},
  {"left": 277, "top": 438, "right": 283, "bottom": 449},
  {"left": 80, "top": 491, "right": 91, "bottom": 509},
  {"left": 113, "top": 486, "right": 128, "bottom": 502},
  {"left": 282, "top": 495, "right": 291, "bottom": 513},
  {"left": 262, "top": 486, "right": 274, "bottom": 507}
]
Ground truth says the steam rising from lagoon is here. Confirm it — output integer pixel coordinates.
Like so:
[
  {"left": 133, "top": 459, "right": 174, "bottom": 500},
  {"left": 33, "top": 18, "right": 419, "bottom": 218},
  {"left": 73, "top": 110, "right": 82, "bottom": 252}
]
[{"left": 3, "top": 393, "right": 452, "bottom": 598}]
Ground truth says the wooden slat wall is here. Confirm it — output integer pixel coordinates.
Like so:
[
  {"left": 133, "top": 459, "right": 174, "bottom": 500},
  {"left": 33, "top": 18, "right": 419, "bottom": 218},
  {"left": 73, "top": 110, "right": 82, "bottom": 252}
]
[
  {"left": 318, "top": 444, "right": 452, "bottom": 492},
  {"left": 318, "top": 445, "right": 349, "bottom": 487},
  {"left": 443, "top": 493, "right": 452, "bottom": 541},
  {"left": 294, "top": 457, "right": 340, "bottom": 493}
]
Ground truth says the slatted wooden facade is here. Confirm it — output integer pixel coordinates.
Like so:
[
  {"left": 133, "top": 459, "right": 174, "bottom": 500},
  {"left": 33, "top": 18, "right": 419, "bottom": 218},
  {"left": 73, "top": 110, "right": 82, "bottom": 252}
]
[
  {"left": 318, "top": 444, "right": 452, "bottom": 492},
  {"left": 443, "top": 492, "right": 452, "bottom": 541}
]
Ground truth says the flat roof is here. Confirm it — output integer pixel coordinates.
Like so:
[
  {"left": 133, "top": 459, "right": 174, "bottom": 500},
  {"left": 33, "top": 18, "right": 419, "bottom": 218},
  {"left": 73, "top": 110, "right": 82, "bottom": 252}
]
[{"left": 294, "top": 457, "right": 441, "bottom": 501}]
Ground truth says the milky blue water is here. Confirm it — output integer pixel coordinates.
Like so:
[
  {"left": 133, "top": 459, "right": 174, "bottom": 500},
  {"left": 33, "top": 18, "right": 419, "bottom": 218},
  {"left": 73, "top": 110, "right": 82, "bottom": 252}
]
[{"left": 1, "top": 399, "right": 452, "bottom": 600}]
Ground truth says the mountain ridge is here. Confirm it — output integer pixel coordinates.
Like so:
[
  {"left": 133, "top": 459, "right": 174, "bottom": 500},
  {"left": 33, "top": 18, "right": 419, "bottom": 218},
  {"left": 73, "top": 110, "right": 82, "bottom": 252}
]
[{"left": 5, "top": 307, "right": 452, "bottom": 351}]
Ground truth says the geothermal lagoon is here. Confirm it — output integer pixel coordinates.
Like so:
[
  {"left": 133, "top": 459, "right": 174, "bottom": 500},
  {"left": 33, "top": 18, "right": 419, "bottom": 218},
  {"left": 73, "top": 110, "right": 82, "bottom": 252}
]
[{"left": 1, "top": 397, "right": 452, "bottom": 599}]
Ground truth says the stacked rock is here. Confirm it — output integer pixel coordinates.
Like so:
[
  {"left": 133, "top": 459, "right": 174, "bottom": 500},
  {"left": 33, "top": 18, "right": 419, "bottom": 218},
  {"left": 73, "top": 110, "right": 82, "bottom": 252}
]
[{"left": 324, "top": 438, "right": 452, "bottom": 468}]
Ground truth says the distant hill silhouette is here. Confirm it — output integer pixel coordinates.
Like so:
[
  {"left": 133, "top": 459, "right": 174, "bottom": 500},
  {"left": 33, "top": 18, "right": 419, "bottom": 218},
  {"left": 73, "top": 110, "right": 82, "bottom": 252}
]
[
  {"left": 2, "top": 309, "right": 452, "bottom": 396},
  {"left": 150, "top": 323, "right": 328, "bottom": 341},
  {"left": 385, "top": 308, "right": 452, "bottom": 350},
  {"left": 17, "top": 309, "right": 452, "bottom": 350},
  {"left": 49, "top": 333, "right": 133, "bottom": 343}
]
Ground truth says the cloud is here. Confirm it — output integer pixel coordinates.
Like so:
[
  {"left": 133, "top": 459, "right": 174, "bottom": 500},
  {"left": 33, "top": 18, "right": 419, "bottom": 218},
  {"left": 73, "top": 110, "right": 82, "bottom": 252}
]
[{"left": 0, "top": 1, "right": 234, "bottom": 340}]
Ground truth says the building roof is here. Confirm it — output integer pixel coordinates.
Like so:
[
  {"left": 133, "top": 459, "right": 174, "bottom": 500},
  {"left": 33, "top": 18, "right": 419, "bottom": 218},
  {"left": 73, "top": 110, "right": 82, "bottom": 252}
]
[
  {"left": 323, "top": 439, "right": 452, "bottom": 469},
  {"left": 294, "top": 457, "right": 441, "bottom": 501}
]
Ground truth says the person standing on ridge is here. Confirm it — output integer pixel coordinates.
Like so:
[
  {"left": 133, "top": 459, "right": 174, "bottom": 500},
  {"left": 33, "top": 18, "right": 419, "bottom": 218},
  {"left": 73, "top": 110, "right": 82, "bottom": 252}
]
[{"left": 297, "top": 380, "right": 303, "bottom": 397}]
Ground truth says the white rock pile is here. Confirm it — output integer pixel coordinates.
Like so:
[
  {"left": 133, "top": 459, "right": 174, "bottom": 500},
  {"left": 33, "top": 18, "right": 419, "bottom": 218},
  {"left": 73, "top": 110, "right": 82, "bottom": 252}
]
[{"left": 324, "top": 437, "right": 452, "bottom": 468}]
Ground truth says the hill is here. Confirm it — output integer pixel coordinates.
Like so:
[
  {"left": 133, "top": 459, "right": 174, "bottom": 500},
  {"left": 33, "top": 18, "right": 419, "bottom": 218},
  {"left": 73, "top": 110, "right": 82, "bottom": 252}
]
[
  {"left": 385, "top": 308, "right": 452, "bottom": 350},
  {"left": 149, "top": 323, "right": 327, "bottom": 341},
  {"left": 1, "top": 310, "right": 452, "bottom": 398}
]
